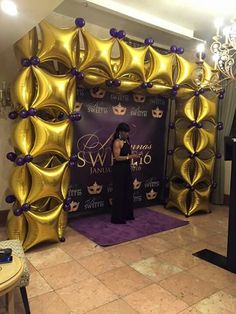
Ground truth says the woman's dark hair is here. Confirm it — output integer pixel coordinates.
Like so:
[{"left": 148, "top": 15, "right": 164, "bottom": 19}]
[{"left": 111, "top": 122, "right": 130, "bottom": 149}]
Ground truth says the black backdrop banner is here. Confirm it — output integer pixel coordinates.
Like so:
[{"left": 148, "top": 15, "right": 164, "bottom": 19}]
[{"left": 68, "top": 87, "right": 169, "bottom": 216}]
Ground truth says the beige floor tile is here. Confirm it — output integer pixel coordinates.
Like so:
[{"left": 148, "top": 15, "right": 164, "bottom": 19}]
[
  {"left": 178, "top": 307, "right": 202, "bottom": 314},
  {"left": 29, "top": 291, "right": 71, "bottom": 314},
  {"left": 61, "top": 239, "right": 104, "bottom": 260},
  {"left": 107, "top": 242, "right": 153, "bottom": 264},
  {"left": 135, "top": 236, "right": 176, "bottom": 255},
  {"left": 27, "top": 271, "right": 53, "bottom": 298},
  {"left": 26, "top": 247, "right": 72, "bottom": 270},
  {"left": 158, "top": 248, "right": 202, "bottom": 270},
  {"left": 159, "top": 271, "right": 218, "bottom": 305},
  {"left": 124, "top": 283, "right": 188, "bottom": 314},
  {"left": 194, "top": 290, "right": 236, "bottom": 313},
  {"left": 63, "top": 227, "right": 88, "bottom": 244},
  {"left": 56, "top": 277, "right": 117, "bottom": 314},
  {"left": 155, "top": 228, "right": 197, "bottom": 246},
  {"left": 87, "top": 299, "right": 138, "bottom": 314},
  {"left": 205, "top": 234, "right": 228, "bottom": 249},
  {"left": 97, "top": 265, "right": 151, "bottom": 297},
  {"left": 188, "top": 263, "right": 236, "bottom": 289},
  {"left": 130, "top": 256, "right": 183, "bottom": 282},
  {"left": 40, "top": 260, "right": 92, "bottom": 289},
  {"left": 79, "top": 251, "right": 125, "bottom": 276}
]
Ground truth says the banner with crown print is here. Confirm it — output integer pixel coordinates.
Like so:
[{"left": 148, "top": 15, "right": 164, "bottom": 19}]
[{"left": 68, "top": 87, "right": 168, "bottom": 216}]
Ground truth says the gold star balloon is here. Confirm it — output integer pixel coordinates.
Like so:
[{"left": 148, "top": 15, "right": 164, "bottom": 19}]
[
  {"left": 30, "top": 117, "right": 73, "bottom": 159},
  {"left": 32, "top": 67, "right": 76, "bottom": 114},
  {"left": 176, "top": 55, "right": 198, "bottom": 87},
  {"left": 23, "top": 204, "right": 64, "bottom": 251},
  {"left": 196, "top": 95, "right": 217, "bottom": 123},
  {"left": 10, "top": 67, "right": 34, "bottom": 110},
  {"left": 38, "top": 20, "right": 79, "bottom": 68},
  {"left": 26, "top": 162, "right": 70, "bottom": 203},
  {"left": 176, "top": 97, "right": 196, "bottom": 121},
  {"left": 80, "top": 29, "right": 115, "bottom": 76},
  {"left": 192, "top": 156, "right": 215, "bottom": 185},
  {"left": 14, "top": 27, "right": 38, "bottom": 63},
  {"left": 166, "top": 181, "right": 189, "bottom": 215},
  {"left": 11, "top": 118, "right": 34, "bottom": 155},
  {"left": 188, "top": 186, "right": 211, "bottom": 215},
  {"left": 7, "top": 210, "right": 27, "bottom": 243},
  {"left": 9, "top": 165, "right": 30, "bottom": 205}
]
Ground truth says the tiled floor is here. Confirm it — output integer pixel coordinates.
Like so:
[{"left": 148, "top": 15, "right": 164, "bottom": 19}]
[{"left": 1, "top": 204, "right": 236, "bottom": 313}]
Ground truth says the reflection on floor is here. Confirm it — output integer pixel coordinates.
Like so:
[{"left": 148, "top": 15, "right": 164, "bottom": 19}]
[{"left": 0, "top": 204, "right": 236, "bottom": 314}]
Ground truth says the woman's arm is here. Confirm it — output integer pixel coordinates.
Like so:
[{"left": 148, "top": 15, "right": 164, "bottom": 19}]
[{"left": 113, "top": 140, "right": 140, "bottom": 161}]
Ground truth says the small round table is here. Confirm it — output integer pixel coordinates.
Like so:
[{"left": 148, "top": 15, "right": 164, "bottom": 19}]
[{"left": 0, "top": 255, "right": 23, "bottom": 314}]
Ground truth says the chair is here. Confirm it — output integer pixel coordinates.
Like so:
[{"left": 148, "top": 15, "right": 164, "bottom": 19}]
[{"left": 0, "top": 239, "right": 30, "bottom": 314}]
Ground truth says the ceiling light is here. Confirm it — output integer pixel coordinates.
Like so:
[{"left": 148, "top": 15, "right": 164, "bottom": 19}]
[{"left": 1, "top": 0, "right": 18, "bottom": 16}]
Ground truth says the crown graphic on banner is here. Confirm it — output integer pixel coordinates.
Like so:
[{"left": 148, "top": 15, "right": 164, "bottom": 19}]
[
  {"left": 152, "top": 106, "right": 164, "bottom": 118},
  {"left": 74, "top": 102, "right": 83, "bottom": 112},
  {"left": 146, "top": 189, "right": 157, "bottom": 200},
  {"left": 87, "top": 181, "right": 103, "bottom": 194},
  {"left": 90, "top": 88, "right": 106, "bottom": 99},
  {"left": 133, "top": 94, "right": 146, "bottom": 103},
  {"left": 112, "top": 103, "right": 127, "bottom": 115},
  {"left": 69, "top": 201, "right": 80, "bottom": 212},
  {"left": 133, "top": 178, "right": 142, "bottom": 190}
]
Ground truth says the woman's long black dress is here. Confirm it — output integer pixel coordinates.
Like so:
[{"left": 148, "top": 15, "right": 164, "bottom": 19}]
[{"left": 111, "top": 141, "right": 134, "bottom": 223}]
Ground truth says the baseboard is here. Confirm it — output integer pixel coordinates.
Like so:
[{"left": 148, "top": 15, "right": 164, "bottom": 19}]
[
  {"left": 224, "top": 194, "right": 230, "bottom": 206},
  {"left": 0, "top": 209, "right": 8, "bottom": 227}
]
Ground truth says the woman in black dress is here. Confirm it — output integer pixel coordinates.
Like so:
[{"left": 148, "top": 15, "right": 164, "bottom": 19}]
[{"left": 111, "top": 123, "right": 140, "bottom": 224}]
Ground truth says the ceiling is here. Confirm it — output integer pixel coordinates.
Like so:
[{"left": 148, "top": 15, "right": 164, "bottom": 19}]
[{"left": 1, "top": 0, "right": 236, "bottom": 81}]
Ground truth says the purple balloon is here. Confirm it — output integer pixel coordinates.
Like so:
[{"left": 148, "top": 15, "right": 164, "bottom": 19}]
[
  {"left": 58, "top": 112, "right": 64, "bottom": 120},
  {"left": 71, "top": 68, "right": 79, "bottom": 76},
  {"left": 141, "top": 82, "right": 148, "bottom": 89},
  {"left": 170, "top": 45, "right": 177, "bottom": 53},
  {"left": 144, "top": 37, "right": 154, "bottom": 45},
  {"left": 147, "top": 82, "right": 153, "bottom": 88},
  {"left": 220, "top": 89, "right": 225, "bottom": 95},
  {"left": 8, "top": 111, "right": 18, "bottom": 120},
  {"left": 177, "top": 47, "right": 184, "bottom": 54},
  {"left": 77, "top": 72, "right": 84, "bottom": 80},
  {"left": 167, "top": 149, "right": 173, "bottom": 155},
  {"left": 60, "top": 237, "right": 66, "bottom": 242},
  {"left": 212, "top": 182, "right": 217, "bottom": 189},
  {"left": 172, "top": 84, "right": 179, "bottom": 91},
  {"left": 191, "top": 121, "right": 197, "bottom": 127},
  {"left": 218, "top": 94, "right": 224, "bottom": 100},
  {"left": 6, "top": 152, "right": 17, "bottom": 162},
  {"left": 21, "top": 58, "right": 31, "bottom": 67},
  {"left": 24, "top": 154, "right": 33, "bottom": 163},
  {"left": 216, "top": 152, "right": 222, "bottom": 159},
  {"left": 106, "top": 80, "right": 113, "bottom": 87},
  {"left": 199, "top": 88, "right": 205, "bottom": 94},
  {"left": 75, "top": 17, "right": 85, "bottom": 28},
  {"left": 74, "top": 113, "right": 82, "bottom": 121},
  {"left": 171, "top": 90, "right": 177, "bottom": 96},
  {"left": 30, "top": 56, "right": 40, "bottom": 66},
  {"left": 117, "top": 30, "right": 126, "bottom": 39},
  {"left": 14, "top": 208, "right": 22, "bottom": 216},
  {"left": 197, "top": 122, "right": 203, "bottom": 128},
  {"left": 110, "top": 28, "right": 118, "bottom": 37},
  {"left": 28, "top": 108, "right": 37, "bottom": 116},
  {"left": 64, "top": 196, "right": 72, "bottom": 205},
  {"left": 70, "top": 154, "right": 78, "bottom": 162},
  {"left": 163, "top": 176, "right": 169, "bottom": 183},
  {"left": 69, "top": 160, "right": 76, "bottom": 168},
  {"left": 19, "top": 110, "right": 29, "bottom": 119},
  {"left": 5, "top": 195, "right": 16, "bottom": 203},
  {"left": 15, "top": 157, "right": 25, "bottom": 166},
  {"left": 22, "top": 203, "right": 31, "bottom": 212},
  {"left": 185, "top": 183, "right": 191, "bottom": 189},
  {"left": 63, "top": 203, "right": 70, "bottom": 212},
  {"left": 113, "top": 79, "right": 121, "bottom": 87},
  {"left": 194, "top": 90, "right": 200, "bottom": 96}
]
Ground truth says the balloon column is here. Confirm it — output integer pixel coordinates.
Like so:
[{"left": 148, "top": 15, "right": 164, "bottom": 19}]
[{"left": 6, "top": 18, "right": 218, "bottom": 250}]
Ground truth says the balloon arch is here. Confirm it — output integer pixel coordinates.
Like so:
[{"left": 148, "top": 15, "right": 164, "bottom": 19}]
[{"left": 5, "top": 17, "right": 220, "bottom": 250}]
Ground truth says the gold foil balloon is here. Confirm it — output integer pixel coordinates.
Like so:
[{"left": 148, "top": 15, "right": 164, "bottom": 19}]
[
  {"left": 197, "top": 95, "right": 217, "bottom": 123},
  {"left": 9, "top": 165, "right": 30, "bottom": 205},
  {"left": 192, "top": 157, "right": 215, "bottom": 185},
  {"left": 12, "top": 118, "right": 34, "bottom": 155},
  {"left": 195, "top": 127, "right": 216, "bottom": 152},
  {"left": 10, "top": 67, "right": 34, "bottom": 110},
  {"left": 32, "top": 67, "right": 76, "bottom": 114},
  {"left": 26, "top": 162, "right": 70, "bottom": 203},
  {"left": 23, "top": 204, "right": 64, "bottom": 251},
  {"left": 14, "top": 27, "right": 38, "bottom": 63},
  {"left": 115, "top": 41, "right": 147, "bottom": 80},
  {"left": 176, "top": 55, "right": 198, "bottom": 87},
  {"left": 30, "top": 117, "right": 73, "bottom": 159},
  {"left": 38, "top": 21, "right": 79, "bottom": 68},
  {"left": 83, "top": 68, "right": 109, "bottom": 86},
  {"left": 80, "top": 29, "right": 115, "bottom": 76},
  {"left": 7, "top": 210, "right": 27, "bottom": 243},
  {"left": 58, "top": 210, "right": 67, "bottom": 240},
  {"left": 188, "top": 186, "right": 211, "bottom": 215},
  {"left": 166, "top": 181, "right": 189, "bottom": 215},
  {"left": 147, "top": 47, "right": 174, "bottom": 85},
  {"left": 147, "top": 84, "right": 171, "bottom": 95},
  {"left": 172, "top": 153, "right": 192, "bottom": 184},
  {"left": 176, "top": 97, "right": 196, "bottom": 121}
]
